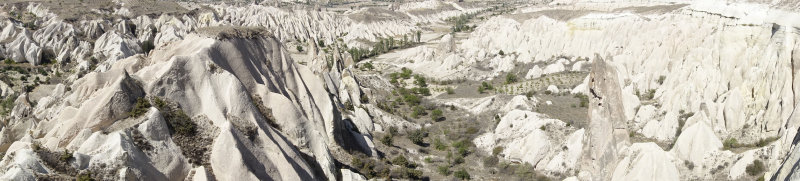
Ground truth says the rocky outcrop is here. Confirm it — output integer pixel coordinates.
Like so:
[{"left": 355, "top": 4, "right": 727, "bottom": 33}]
[{"left": 579, "top": 55, "right": 630, "bottom": 180}]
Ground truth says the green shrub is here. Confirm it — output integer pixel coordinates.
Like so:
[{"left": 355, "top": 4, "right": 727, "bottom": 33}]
[
  {"left": 411, "top": 106, "right": 426, "bottom": 119},
  {"left": 380, "top": 134, "right": 393, "bottom": 146},
  {"left": 492, "top": 146, "right": 504, "bottom": 156},
  {"left": 154, "top": 98, "right": 196, "bottom": 136},
  {"left": 434, "top": 138, "right": 448, "bottom": 151},
  {"left": 452, "top": 140, "right": 470, "bottom": 156},
  {"left": 574, "top": 94, "right": 589, "bottom": 108},
  {"left": 128, "top": 97, "right": 151, "bottom": 117},
  {"left": 437, "top": 165, "right": 450, "bottom": 175},
  {"left": 723, "top": 138, "right": 738, "bottom": 149},
  {"left": 362, "top": 62, "right": 373, "bottom": 70},
  {"left": 360, "top": 94, "right": 369, "bottom": 104},
  {"left": 398, "top": 168, "right": 423, "bottom": 179},
  {"left": 414, "top": 75, "right": 427, "bottom": 87},
  {"left": 76, "top": 172, "right": 94, "bottom": 181},
  {"left": 388, "top": 126, "right": 398, "bottom": 136},
  {"left": 454, "top": 169, "right": 470, "bottom": 180},
  {"left": 481, "top": 81, "right": 493, "bottom": 90},
  {"left": 657, "top": 75, "right": 666, "bottom": 85},
  {"left": 3, "top": 59, "right": 13, "bottom": 64},
  {"left": 452, "top": 155, "right": 464, "bottom": 165},
  {"left": 408, "top": 129, "right": 426, "bottom": 145},
  {"left": 746, "top": 160, "right": 765, "bottom": 176},
  {"left": 400, "top": 68, "right": 413, "bottom": 79},
  {"left": 392, "top": 155, "right": 411, "bottom": 168},
  {"left": 431, "top": 109, "right": 443, "bottom": 121},
  {"left": 404, "top": 94, "right": 421, "bottom": 106},
  {"left": 505, "top": 73, "right": 517, "bottom": 84},
  {"left": 483, "top": 156, "right": 498, "bottom": 166},
  {"left": 498, "top": 50, "right": 504, "bottom": 56},
  {"left": 424, "top": 157, "right": 433, "bottom": 163},
  {"left": 477, "top": 86, "right": 485, "bottom": 94},
  {"left": 59, "top": 150, "right": 73, "bottom": 162},
  {"left": 296, "top": 45, "right": 304, "bottom": 52},
  {"left": 344, "top": 101, "right": 354, "bottom": 111},
  {"left": 446, "top": 87, "right": 455, "bottom": 94}
]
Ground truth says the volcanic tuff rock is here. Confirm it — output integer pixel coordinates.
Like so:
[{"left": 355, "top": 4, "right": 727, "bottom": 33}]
[{"left": 5, "top": 0, "right": 800, "bottom": 180}]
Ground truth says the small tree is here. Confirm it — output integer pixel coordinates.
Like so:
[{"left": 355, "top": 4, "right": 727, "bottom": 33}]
[{"left": 498, "top": 50, "right": 505, "bottom": 56}]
